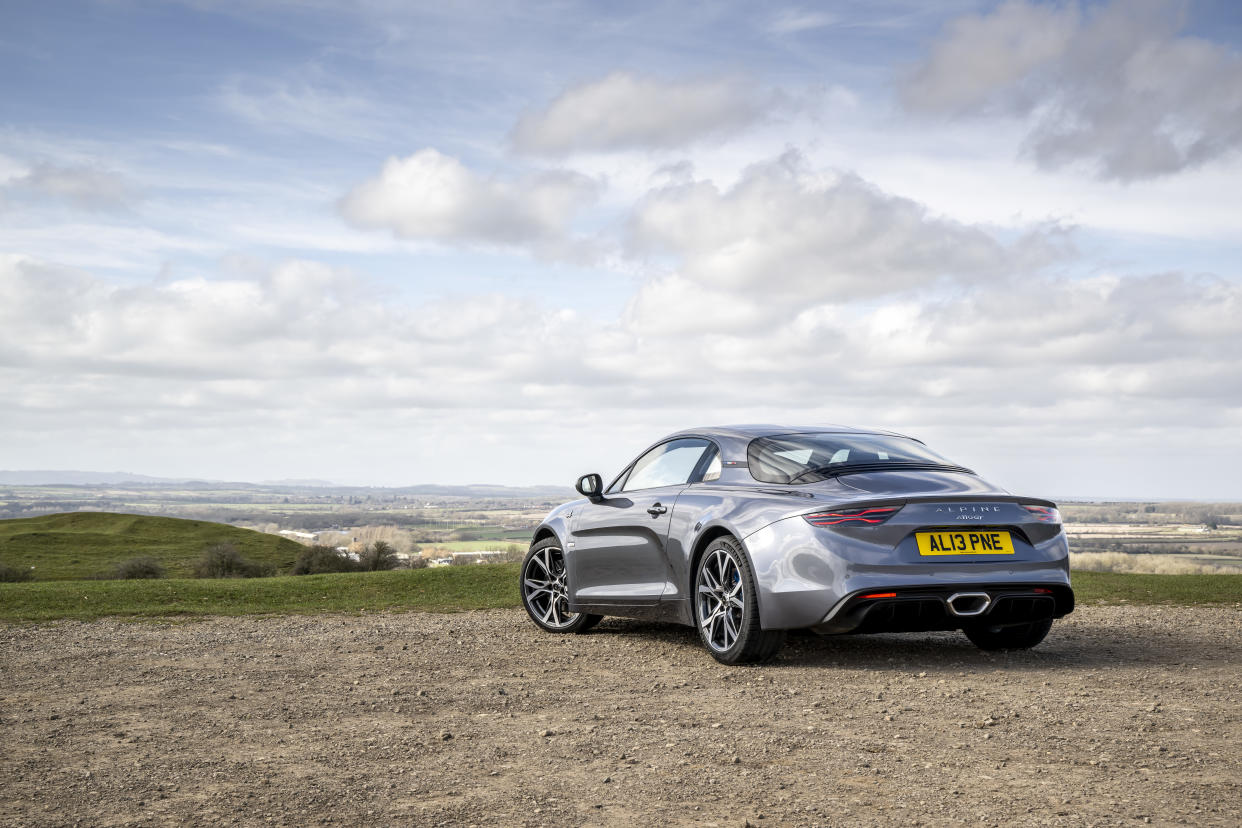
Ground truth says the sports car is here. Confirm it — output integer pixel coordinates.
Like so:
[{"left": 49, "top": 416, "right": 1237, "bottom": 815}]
[{"left": 520, "top": 425, "right": 1073, "bottom": 664}]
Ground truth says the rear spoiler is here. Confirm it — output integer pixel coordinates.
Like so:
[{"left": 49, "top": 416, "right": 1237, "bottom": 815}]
[{"left": 816, "top": 494, "right": 1058, "bottom": 510}]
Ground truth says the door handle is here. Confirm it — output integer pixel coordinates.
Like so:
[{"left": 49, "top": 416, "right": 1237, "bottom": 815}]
[{"left": 647, "top": 503, "right": 668, "bottom": 516}]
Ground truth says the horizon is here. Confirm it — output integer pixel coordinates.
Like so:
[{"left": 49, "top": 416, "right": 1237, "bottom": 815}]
[
  {"left": 2, "top": 1, "right": 1240, "bottom": 498},
  {"left": 2, "top": 466, "right": 1240, "bottom": 505}
]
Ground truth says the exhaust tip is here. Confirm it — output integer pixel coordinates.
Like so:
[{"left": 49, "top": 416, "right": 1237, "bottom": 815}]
[{"left": 946, "top": 592, "right": 991, "bottom": 617}]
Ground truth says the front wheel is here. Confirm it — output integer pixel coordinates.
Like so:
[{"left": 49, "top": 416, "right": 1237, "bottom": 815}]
[
  {"left": 963, "top": 618, "right": 1053, "bottom": 651},
  {"left": 694, "top": 536, "right": 784, "bottom": 664},
  {"left": 520, "top": 539, "right": 602, "bottom": 634}
]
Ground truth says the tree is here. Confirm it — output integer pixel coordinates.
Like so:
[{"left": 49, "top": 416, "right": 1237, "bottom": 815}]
[
  {"left": 194, "top": 543, "right": 274, "bottom": 578},
  {"left": 291, "top": 545, "right": 361, "bottom": 575},
  {"left": 358, "top": 540, "right": 400, "bottom": 571}
]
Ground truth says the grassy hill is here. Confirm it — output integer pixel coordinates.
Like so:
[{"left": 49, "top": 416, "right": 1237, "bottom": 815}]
[
  {"left": 0, "top": 565, "right": 522, "bottom": 621},
  {"left": 0, "top": 567, "right": 1237, "bottom": 623},
  {"left": 0, "top": 512, "right": 304, "bottom": 580}
]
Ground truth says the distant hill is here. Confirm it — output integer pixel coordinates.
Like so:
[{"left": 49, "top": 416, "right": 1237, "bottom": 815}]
[
  {"left": 0, "top": 512, "right": 305, "bottom": 580},
  {"left": 0, "top": 470, "right": 185, "bottom": 486},
  {"left": 259, "top": 478, "right": 337, "bottom": 487},
  {"left": 390, "top": 483, "right": 574, "bottom": 499},
  {"left": 0, "top": 470, "right": 572, "bottom": 499}
]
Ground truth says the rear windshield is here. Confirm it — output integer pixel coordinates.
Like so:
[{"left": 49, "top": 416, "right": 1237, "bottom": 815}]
[{"left": 747, "top": 433, "right": 962, "bottom": 485}]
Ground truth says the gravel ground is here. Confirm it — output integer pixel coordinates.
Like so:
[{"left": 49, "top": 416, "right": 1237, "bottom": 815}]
[{"left": 2, "top": 606, "right": 1241, "bottom": 827}]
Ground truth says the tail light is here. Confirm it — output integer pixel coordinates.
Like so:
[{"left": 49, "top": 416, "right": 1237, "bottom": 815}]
[
  {"left": 804, "top": 506, "right": 899, "bottom": 527},
  {"left": 1022, "top": 505, "right": 1062, "bottom": 524}
]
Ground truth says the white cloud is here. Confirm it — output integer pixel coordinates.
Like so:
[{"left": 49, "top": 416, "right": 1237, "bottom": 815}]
[
  {"left": 339, "top": 148, "right": 600, "bottom": 247},
  {"left": 6, "top": 162, "right": 137, "bottom": 210},
  {"left": 624, "top": 150, "right": 1071, "bottom": 332},
  {"left": 512, "top": 72, "right": 779, "bottom": 155},
  {"left": 3, "top": 235, "right": 1240, "bottom": 493},
  {"left": 902, "top": 1, "right": 1078, "bottom": 113},
  {"left": 903, "top": 0, "right": 1242, "bottom": 180}
]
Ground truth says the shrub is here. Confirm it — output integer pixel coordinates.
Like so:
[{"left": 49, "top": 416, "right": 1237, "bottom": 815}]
[
  {"left": 0, "top": 561, "right": 32, "bottom": 582},
  {"left": 291, "top": 545, "right": 362, "bottom": 575},
  {"left": 111, "top": 556, "right": 166, "bottom": 580},
  {"left": 407, "top": 554, "right": 429, "bottom": 570},
  {"left": 194, "top": 543, "right": 275, "bottom": 579},
  {"left": 358, "top": 540, "right": 400, "bottom": 572}
]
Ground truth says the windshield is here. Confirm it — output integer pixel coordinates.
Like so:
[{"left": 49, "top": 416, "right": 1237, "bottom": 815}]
[{"left": 747, "top": 433, "right": 965, "bottom": 485}]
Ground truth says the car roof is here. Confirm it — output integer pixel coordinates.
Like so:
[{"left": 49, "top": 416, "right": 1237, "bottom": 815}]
[{"left": 666, "top": 423, "right": 919, "bottom": 442}]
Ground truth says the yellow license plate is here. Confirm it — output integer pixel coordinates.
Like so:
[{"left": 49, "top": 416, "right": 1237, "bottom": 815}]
[{"left": 916, "top": 530, "right": 1015, "bottom": 556}]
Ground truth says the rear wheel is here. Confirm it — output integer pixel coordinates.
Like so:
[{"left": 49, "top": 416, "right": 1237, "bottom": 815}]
[
  {"left": 694, "top": 536, "right": 784, "bottom": 664},
  {"left": 963, "top": 617, "right": 1053, "bottom": 651},
  {"left": 520, "top": 538, "right": 602, "bottom": 634}
]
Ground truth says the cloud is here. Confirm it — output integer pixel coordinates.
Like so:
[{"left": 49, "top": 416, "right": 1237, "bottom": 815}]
[
  {"left": 3, "top": 231, "right": 1240, "bottom": 491},
  {"left": 339, "top": 148, "right": 600, "bottom": 247},
  {"left": 4, "top": 248, "right": 1237, "bottom": 421},
  {"left": 624, "top": 150, "right": 1071, "bottom": 332},
  {"left": 512, "top": 72, "right": 779, "bottom": 155},
  {"left": 767, "top": 8, "right": 838, "bottom": 35},
  {"left": 216, "top": 76, "right": 393, "bottom": 145},
  {"left": 902, "top": 0, "right": 1242, "bottom": 180},
  {"left": 7, "top": 162, "right": 137, "bottom": 210}
]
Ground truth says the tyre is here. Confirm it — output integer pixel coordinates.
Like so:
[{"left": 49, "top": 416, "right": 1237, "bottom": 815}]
[
  {"left": 520, "top": 538, "right": 602, "bottom": 634},
  {"left": 963, "top": 617, "right": 1053, "bottom": 651},
  {"left": 694, "top": 535, "right": 784, "bottom": 664}
]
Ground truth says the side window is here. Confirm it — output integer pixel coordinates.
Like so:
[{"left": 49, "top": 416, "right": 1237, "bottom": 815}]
[
  {"left": 621, "top": 439, "right": 712, "bottom": 492},
  {"left": 605, "top": 471, "right": 628, "bottom": 495},
  {"left": 701, "top": 452, "right": 722, "bottom": 482}
]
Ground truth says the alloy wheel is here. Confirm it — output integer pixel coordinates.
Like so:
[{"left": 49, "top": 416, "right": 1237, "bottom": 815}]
[
  {"left": 522, "top": 545, "right": 578, "bottom": 629},
  {"left": 696, "top": 546, "right": 744, "bottom": 652}
]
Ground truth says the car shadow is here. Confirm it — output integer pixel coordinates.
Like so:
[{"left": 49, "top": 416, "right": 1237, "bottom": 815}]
[{"left": 585, "top": 616, "right": 1242, "bottom": 672}]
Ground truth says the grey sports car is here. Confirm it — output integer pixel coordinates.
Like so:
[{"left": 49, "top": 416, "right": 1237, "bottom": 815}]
[{"left": 520, "top": 425, "right": 1073, "bottom": 664}]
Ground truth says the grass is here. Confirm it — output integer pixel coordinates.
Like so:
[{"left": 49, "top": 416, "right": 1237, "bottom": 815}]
[
  {"left": 1072, "top": 571, "right": 1242, "bottom": 605},
  {"left": 0, "top": 565, "right": 1238, "bottom": 623},
  {"left": 0, "top": 563, "right": 521, "bottom": 622},
  {"left": 0, "top": 512, "right": 304, "bottom": 580}
]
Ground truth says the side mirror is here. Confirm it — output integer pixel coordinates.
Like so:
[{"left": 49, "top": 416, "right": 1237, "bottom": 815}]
[{"left": 575, "top": 473, "right": 603, "bottom": 500}]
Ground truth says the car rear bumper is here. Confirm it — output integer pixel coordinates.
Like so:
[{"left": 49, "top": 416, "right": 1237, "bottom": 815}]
[
  {"left": 743, "top": 514, "right": 1072, "bottom": 630},
  {"left": 811, "top": 582, "right": 1074, "bottom": 635}
]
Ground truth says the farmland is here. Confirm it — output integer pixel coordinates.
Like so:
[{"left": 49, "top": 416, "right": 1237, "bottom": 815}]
[
  {"left": 0, "top": 480, "right": 556, "bottom": 565},
  {"left": 1059, "top": 502, "right": 1242, "bottom": 574},
  {"left": 2, "top": 479, "right": 1241, "bottom": 579}
]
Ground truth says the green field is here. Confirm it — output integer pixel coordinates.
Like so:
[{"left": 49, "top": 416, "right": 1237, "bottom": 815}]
[
  {"left": 0, "top": 566, "right": 1238, "bottom": 623},
  {"left": 0, "top": 564, "right": 521, "bottom": 621},
  {"left": 0, "top": 512, "right": 305, "bottom": 580},
  {"left": 1071, "top": 571, "right": 1242, "bottom": 605}
]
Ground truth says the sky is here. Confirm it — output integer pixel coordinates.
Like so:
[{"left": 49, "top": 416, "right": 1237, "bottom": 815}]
[{"left": 1, "top": 0, "right": 1240, "bottom": 498}]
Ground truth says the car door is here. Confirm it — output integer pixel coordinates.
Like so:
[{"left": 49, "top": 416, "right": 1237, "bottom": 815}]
[{"left": 568, "top": 438, "right": 715, "bottom": 606}]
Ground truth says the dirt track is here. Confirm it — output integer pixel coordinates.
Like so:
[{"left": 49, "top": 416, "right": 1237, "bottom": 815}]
[{"left": 3, "top": 605, "right": 1241, "bottom": 827}]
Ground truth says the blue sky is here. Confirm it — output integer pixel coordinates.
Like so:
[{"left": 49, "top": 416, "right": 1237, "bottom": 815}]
[{"left": 1, "top": 0, "right": 1240, "bottom": 497}]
